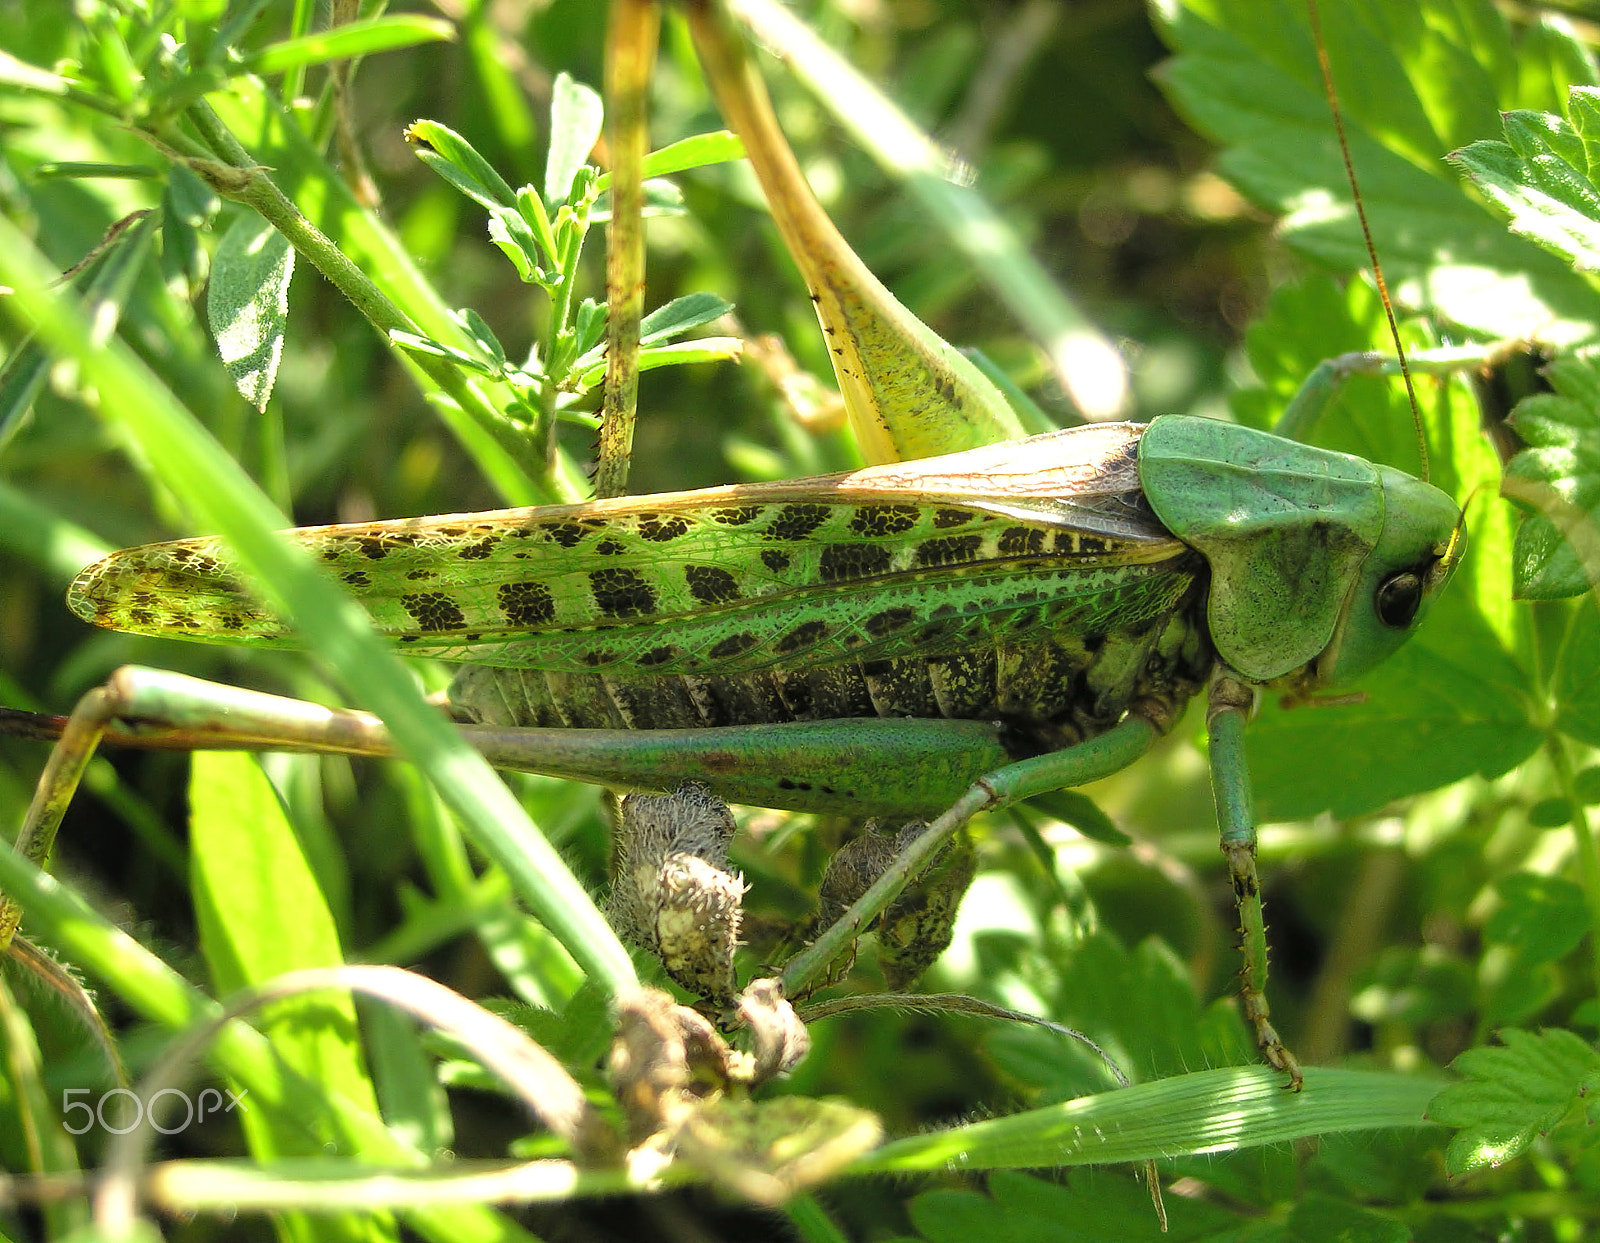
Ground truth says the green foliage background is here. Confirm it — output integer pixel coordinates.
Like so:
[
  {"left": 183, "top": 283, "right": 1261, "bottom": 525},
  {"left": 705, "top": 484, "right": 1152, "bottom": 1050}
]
[{"left": 0, "top": 1, "right": 1598, "bottom": 1241}]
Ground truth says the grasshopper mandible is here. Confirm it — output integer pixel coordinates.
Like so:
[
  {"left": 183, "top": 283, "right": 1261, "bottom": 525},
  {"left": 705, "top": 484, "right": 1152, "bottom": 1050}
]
[{"left": 0, "top": 0, "right": 1471, "bottom": 1092}]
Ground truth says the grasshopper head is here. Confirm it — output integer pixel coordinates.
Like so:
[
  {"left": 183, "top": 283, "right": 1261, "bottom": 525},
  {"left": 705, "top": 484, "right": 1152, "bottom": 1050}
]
[
  {"left": 1300, "top": 467, "right": 1466, "bottom": 691},
  {"left": 1139, "top": 416, "right": 1466, "bottom": 688}
]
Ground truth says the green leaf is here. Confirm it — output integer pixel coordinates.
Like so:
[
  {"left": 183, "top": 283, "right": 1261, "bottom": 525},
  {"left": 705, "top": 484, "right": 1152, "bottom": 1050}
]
[
  {"left": 1250, "top": 629, "right": 1539, "bottom": 821},
  {"left": 858, "top": 1065, "right": 1442, "bottom": 1171},
  {"left": 1553, "top": 600, "right": 1600, "bottom": 747},
  {"left": 2, "top": 209, "right": 160, "bottom": 450},
  {"left": 1311, "top": 1127, "right": 1444, "bottom": 1207},
  {"left": 406, "top": 119, "right": 519, "bottom": 212},
  {"left": 1428, "top": 1028, "right": 1600, "bottom": 1175},
  {"left": 190, "top": 752, "right": 352, "bottom": 995},
  {"left": 907, "top": 1169, "right": 1235, "bottom": 1243},
  {"left": 1285, "top": 1193, "right": 1410, "bottom": 1243},
  {"left": 164, "top": 162, "right": 220, "bottom": 229},
  {"left": 1020, "top": 789, "right": 1129, "bottom": 848},
  {"left": 243, "top": 16, "right": 456, "bottom": 77},
  {"left": 1351, "top": 946, "right": 1475, "bottom": 1028},
  {"left": 591, "top": 176, "right": 688, "bottom": 224},
  {"left": 388, "top": 330, "right": 499, "bottom": 376},
  {"left": 0, "top": 47, "right": 68, "bottom": 94},
  {"left": 636, "top": 338, "right": 743, "bottom": 370},
  {"left": 161, "top": 172, "right": 212, "bottom": 301},
  {"left": 1528, "top": 796, "right": 1575, "bottom": 828},
  {"left": 190, "top": 752, "right": 386, "bottom": 1204},
  {"left": 363, "top": 1001, "right": 453, "bottom": 1155},
  {"left": 487, "top": 207, "right": 543, "bottom": 282},
  {"left": 592, "top": 130, "right": 747, "bottom": 191},
  {"left": 544, "top": 73, "right": 604, "bottom": 207},
  {"left": 1155, "top": 0, "right": 1600, "bottom": 344},
  {"left": 982, "top": 932, "right": 1249, "bottom": 1091},
  {"left": 456, "top": 307, "right": 508, "bottom": 369},
  {"left": 1484, "top": 874, "right": 1589, "bottom": 965},
  {"left": 1481, "top": 962, "right": 1563, "bottom": 1029},
  {"left": 1450, "top": 105, "right": 1600, "bottom": 274},
  {"left": 575, "top": 337, "right": 742, "bottom": 387},
  {"left": 640, "top": 292, "right": 735, "bottom": 346},
  {"left": 496, "top": 982, "right": 615, "bottom": 1071},
  {"left": 207, "top": 216, "right": 294, "bottom": 412},
  {"left": 572, "top": 297, "right": 607, "bottom": 360},
  {"left": 1504, "top": 355, "right": 1600, "bottom": 600}
]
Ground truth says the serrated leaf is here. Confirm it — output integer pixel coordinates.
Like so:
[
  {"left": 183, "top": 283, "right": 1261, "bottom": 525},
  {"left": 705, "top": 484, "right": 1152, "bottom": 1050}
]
[
  {"left": 207, "top": 216, "right": 293, "bottom": 412},
  {"left": 493, "top": 982, "right": 614, "bottom": 1070},
  {"left": 1427, "top": 1028, "right": 1600, "bottom": 1175},
  {"left": 1504, "top": 110, "right": 1590, "bottom": 184},
  {"left": 1250, "top": 631, "right": 1539, "bottom": 821},
  {"left": 983, "top": 932, "right": 1247, "bottom": 1092},
  {"left": 1572, "top": 85, "right": 1600, "bottom": 173},
  {"left": 1503, "top": 356, "right": 1600, "bottom": 599},
  {"left": 544, "top": 73, "right": 603, "bottom": 207},
  {"left": 1155, "top": 0, "right": 1600, "bottom": 344},
  {"left": 1450, "top": 100, "right": 1600, "bottom": 273}
]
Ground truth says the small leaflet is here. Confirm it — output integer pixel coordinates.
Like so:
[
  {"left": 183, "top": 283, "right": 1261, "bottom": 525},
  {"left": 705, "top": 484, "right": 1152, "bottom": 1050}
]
[{"left": 208, "top": 217, "right": 293, "bottom": 412}]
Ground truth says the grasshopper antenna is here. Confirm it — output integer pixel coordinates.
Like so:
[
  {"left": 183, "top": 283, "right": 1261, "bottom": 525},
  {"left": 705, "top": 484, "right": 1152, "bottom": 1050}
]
[{"left": 1305, "top": 0, "right": 1428, "bottom": 481}]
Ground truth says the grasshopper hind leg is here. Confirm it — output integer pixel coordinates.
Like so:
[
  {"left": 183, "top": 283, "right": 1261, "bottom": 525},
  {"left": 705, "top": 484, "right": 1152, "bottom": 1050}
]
[{"left": 807, "top": 819, "right": 978, "bottom": 995}]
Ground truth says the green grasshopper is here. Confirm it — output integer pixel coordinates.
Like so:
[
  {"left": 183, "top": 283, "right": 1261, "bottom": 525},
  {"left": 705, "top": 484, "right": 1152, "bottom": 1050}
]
[{"left": 4, "top": 0, "right": 1470, "bottom": 1092}]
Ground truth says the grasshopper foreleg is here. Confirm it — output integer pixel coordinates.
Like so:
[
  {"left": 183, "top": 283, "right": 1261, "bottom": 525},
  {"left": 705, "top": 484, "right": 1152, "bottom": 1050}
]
[{"left": 1207, "top": 672, "right": 1303, "bottom": 1091}]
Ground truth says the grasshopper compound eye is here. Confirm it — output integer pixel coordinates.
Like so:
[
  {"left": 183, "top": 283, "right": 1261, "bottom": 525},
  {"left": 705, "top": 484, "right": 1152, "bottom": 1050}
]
[{"left": 1375, "top": 569, "right": 1425, "bottom": 630}]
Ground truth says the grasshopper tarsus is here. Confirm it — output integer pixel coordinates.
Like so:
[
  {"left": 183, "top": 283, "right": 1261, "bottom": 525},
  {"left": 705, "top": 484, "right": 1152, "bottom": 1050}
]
[{"left": 1223, "top": 834, "right": 1304, "bottom": 1092}]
